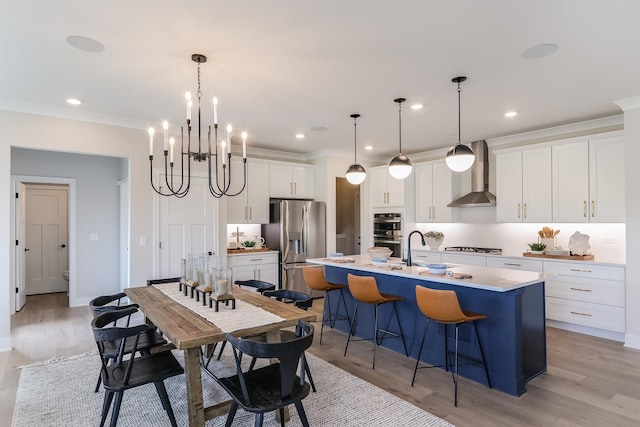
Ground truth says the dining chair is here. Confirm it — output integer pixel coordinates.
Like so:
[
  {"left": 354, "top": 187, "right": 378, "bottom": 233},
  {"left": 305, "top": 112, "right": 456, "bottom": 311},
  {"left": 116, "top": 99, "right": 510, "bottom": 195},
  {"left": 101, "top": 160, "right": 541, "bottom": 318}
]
[
  {"left": 89, "top": 293, "right": 167, "bottom": 392},
  {"left": 412, "top": 285, "right": 491, "bottom": 406},
  {"left": 92, "top": 308, "right": 184, "bottom": 427},
  {"left": 214, "top": 320, "right": 314, "bottom": 427}
]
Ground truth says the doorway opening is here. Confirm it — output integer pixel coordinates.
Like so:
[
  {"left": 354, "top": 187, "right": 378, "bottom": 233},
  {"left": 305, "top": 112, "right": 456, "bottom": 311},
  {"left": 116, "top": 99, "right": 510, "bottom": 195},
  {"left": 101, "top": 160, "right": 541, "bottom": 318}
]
[{"left": 335, "top": 177, "right": 361, "bottom": 255}]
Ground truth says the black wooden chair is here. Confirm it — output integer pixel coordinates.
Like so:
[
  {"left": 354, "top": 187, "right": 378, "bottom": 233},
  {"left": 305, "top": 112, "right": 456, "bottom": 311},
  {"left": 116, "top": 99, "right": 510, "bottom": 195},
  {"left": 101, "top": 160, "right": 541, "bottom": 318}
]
[
  {"left": 89, "top": 293, "right": 167, "bottom": 392},
  {"left": 235, "top": 279, "right": 277, "bottom": 294},
  {"left": 215, "top": 320, "right": 314, "bottom": 427},
  {"left": 92, "top": 308, "right": 184, "bottom": 427}
]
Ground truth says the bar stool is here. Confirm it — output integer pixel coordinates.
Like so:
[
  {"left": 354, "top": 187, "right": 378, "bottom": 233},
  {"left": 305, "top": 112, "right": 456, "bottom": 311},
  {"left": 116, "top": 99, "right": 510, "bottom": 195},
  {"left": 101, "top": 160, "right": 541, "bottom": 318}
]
[
  {"left": 344, "top": 274, "right": 408, "bottom": 369},
  {"left": 302, "top": 266, "right": 351, "bottom": 344},
  {"left": 412, "top": 286, "right": 492, "bottom": 406},
  {"left": 235, "top": 279, "right": 276, "bottom": 294}
]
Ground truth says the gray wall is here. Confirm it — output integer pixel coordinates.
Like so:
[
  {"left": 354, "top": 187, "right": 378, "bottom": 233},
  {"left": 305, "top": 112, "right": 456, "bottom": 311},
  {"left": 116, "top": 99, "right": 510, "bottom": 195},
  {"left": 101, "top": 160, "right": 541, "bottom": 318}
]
[{"left": 11, "top": 147, "right": 122, "bottom": 299}]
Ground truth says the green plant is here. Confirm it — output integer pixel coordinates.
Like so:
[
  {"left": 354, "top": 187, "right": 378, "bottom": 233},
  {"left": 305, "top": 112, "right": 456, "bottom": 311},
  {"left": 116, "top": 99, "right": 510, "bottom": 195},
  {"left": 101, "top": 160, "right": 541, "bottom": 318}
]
[
  {"left": 242, "top": 240, "right": 256, "bottom": 248},
  {"left": 424, "top": 231, "right": 444, "bottom": 239},
  {"left": 528, "top": 242, "right": 546, "bottom": 251}
]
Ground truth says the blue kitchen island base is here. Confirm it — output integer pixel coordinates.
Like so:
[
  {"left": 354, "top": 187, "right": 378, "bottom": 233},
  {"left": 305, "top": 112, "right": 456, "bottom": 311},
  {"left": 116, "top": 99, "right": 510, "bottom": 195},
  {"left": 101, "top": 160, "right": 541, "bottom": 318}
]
[{"left": 322, "top": 264, "right": 547, "bottom": 397}]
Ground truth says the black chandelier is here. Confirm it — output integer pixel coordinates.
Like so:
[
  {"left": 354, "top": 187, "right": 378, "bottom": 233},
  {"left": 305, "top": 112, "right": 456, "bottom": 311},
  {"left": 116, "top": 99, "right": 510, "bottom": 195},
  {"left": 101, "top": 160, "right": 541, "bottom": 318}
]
[{"left": 148, "top": 53, "right": 247, "bottom": 198}]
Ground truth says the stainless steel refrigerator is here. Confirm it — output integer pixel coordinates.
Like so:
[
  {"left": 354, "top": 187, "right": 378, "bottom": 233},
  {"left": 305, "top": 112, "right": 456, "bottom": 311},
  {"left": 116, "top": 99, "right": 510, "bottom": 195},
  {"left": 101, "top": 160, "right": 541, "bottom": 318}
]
[{"left": 262, "top": 200, "right": 326, "bottom": 293}]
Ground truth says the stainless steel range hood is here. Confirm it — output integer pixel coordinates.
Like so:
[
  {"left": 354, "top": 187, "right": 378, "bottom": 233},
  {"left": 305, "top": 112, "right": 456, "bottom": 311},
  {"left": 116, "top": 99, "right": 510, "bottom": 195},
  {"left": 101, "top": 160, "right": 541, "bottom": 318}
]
[{"left": 447, "top": 140, "right": 496, "bottom": 207}]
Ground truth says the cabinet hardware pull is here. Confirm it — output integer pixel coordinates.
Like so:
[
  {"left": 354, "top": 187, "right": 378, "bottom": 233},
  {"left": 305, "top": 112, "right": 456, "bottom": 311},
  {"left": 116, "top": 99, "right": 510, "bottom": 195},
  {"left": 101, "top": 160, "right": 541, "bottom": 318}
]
[
  {"left": 250, "top": 258, "right": 263, "bottom": 262},
  {"left": 523, "top": 203, "right": 527, "bottom": 218},
  {"left": 570, "top": 268, "right": 592, "bottom": 273},
  {"left": 570, "top": 287, "right": 592, "bottom": 292},
  {"left": 244, "top": 207, "right": 248, "bottom": 220},
  {"left": 517, "top": 203, "right": 521, "bottom": 219},
  {"left": 249, "top": 207, "right": 252, "bottom": 220},
  {"left": 428, "top": 206, "right": 432, "bottom": 219},
  {"left": 294, "top": 182, "right": 297, "bottom": 194},
  {"left": 433, "top": 206, "right": 436, "bottom": 219},
  {"left": 583, "top": 200, "right": 587, "bottom": 217},
  {"left": 591, "top": 200, "right": 595, "bottom": 217},
  {"left": 570, "top": 311, "right": 592, "bottom": 317},
  {"left": 505, "top": 263, "right": 521, "bottom": 266}
]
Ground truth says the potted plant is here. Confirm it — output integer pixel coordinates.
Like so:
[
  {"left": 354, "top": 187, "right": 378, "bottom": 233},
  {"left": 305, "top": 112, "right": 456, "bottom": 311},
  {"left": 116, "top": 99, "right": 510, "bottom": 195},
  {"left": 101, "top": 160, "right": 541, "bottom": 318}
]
[
  {"left": 527, "top": 242, "right": 546, "bottom": 254},
  {"left": 423, "top": 231, "right": 444, "bottom": 250}
]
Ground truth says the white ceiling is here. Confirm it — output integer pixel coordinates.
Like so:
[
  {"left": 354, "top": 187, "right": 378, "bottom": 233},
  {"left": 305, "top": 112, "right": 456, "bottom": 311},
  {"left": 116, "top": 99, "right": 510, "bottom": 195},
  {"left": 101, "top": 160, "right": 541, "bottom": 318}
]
[{"left": 2, "top": 1, "right": 639, "bottom": 159}]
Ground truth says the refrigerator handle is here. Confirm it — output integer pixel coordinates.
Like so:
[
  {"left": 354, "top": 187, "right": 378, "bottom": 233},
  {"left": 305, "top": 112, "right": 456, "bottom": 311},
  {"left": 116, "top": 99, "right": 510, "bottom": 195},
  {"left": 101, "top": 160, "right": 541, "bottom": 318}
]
[{"left": 302, "top": 205, "right": 308, "bottom": 256}]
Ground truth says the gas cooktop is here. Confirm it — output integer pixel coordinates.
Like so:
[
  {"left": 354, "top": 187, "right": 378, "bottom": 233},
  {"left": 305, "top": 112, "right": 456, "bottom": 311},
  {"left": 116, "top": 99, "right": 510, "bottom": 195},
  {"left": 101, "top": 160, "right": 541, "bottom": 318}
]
[{"left": 444, "top": 246, "right": 503, "bottom": 254}]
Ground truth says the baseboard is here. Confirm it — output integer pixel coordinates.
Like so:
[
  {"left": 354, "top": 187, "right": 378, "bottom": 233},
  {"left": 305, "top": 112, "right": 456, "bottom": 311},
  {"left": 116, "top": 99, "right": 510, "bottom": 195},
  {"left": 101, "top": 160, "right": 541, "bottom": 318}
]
[
  {"left": 624, "top": 333, "right": 640, "bottom": 350},
  {"left": 0, "top": 335, "right": 13, "bottom": 352},
  {"left": 546, "top": 319, "right": 625, "bottom": 342},
  {"left": 69, "top": 296, "right": 91, "bottom": 308}
]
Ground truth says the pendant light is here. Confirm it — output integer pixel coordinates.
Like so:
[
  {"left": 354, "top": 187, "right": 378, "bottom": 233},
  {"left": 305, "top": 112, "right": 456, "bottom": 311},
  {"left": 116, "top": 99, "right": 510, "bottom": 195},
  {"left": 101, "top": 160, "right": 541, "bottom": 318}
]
[
  {"left": 445, "top": 76, "right": 476, "bottom": 172},
  {"left": 345, "top": 113, "right": 367, "bottom": 185},
  {"left": 388, "top": 97, "right": 413, "bottom": 179}
]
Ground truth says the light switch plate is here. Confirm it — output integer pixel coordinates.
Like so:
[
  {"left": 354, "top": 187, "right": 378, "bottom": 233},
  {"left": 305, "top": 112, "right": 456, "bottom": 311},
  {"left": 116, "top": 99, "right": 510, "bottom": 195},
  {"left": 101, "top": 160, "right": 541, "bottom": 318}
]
[{"left": 90, "top": 233, "right": 98, "bottom": 241}]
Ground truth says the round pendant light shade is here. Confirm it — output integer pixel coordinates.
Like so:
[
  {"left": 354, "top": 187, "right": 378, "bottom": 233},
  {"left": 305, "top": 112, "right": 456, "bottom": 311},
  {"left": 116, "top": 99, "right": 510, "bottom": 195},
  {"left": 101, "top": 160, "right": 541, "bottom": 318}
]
[
  {"left": 344, "top": 113, "right": 367, "bottom": 185},
  {"left": 345, "top": 163, "right": 367, "bottom": 184},
  {"left": 388, "top": 98, "right": 413, "bottom": 179},
  {"left": 389, "top": 154, "right": 413, "bottom": 179},
  {"left": 445, "top": 76, "right": 475, "bottom": 172},
  {"left": 445, "top": 144, "right": 475, "bottom": 172}
]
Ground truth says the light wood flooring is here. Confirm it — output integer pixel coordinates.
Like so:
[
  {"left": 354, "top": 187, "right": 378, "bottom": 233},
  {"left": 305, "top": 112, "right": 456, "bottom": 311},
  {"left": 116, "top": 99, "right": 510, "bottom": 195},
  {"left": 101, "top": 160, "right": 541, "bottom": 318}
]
[{"left": 2, "top": 293, "right": 640, "bottom": 426}]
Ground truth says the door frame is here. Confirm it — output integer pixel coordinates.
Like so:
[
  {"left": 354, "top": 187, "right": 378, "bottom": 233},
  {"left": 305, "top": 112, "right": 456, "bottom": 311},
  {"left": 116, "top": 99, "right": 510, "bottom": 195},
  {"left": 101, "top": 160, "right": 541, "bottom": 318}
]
[{"left": 10, "top": 175, "right": 77, "bottom": 313}]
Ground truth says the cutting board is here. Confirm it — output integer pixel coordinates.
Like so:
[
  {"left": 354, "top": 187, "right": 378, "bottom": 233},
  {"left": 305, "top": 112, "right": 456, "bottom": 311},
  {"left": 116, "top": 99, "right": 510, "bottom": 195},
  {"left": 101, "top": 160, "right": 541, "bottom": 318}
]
[
  {"left": 523, "top": 252, "right": 594, "bottom": 261},
  {"left": 228, "top": 247, "right": 271, "bottom": 253}
]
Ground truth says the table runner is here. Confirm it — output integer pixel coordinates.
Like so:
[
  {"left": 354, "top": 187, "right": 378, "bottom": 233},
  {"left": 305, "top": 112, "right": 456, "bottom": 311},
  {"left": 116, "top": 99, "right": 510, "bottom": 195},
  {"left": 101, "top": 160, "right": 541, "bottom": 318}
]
[{"left": 154, "top": 283, "right": 284, "bottom": 333}]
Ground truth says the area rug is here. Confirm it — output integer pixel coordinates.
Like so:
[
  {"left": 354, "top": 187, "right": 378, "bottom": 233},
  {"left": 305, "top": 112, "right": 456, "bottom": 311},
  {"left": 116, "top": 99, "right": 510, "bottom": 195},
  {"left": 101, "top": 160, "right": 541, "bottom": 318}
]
[{"left": 12, "top": 350, "right": 454, "bottom": 427}]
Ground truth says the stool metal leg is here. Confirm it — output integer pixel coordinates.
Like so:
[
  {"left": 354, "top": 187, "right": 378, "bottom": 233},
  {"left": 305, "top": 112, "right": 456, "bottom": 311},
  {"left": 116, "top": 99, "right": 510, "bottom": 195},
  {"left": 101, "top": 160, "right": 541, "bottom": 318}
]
[
  {"left": 473, "top": 321, "right": 492, "bottom": 388},
  {"left": 373, "top": 304, "right": 380, "bottom": 369},
  {"left": 411, "top": 318, "right": 430, "bottom": 386},
  {"left": 392, "top": 301, "right": 408, "bottom": 356},
  {"left": 344, "top": 301, "right": 360, "bottom": 357},
  {"left": 454, "top": 324, "right": 460, "bottom": 407}
]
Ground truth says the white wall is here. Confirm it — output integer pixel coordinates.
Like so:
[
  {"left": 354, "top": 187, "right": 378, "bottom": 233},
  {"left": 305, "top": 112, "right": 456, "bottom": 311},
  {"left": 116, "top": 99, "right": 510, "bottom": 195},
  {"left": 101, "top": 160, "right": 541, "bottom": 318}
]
[
  {"left": 0, "top": 110, "right": 154, "bottom": 351},
  {"left": 11, "top": 148, "right": 122, "bottom": 300}
]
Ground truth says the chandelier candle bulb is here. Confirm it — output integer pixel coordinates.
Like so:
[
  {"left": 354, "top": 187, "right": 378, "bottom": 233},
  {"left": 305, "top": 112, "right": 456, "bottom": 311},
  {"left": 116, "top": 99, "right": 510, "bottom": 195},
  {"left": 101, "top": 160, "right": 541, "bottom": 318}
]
[
  {"left": 213, "top": 97, "right": 218, "bottom": 124},
  {"left": 148, "top": 127, "right": 154, "bottom": 155},
  {"left": 242, "top": 131, "right": 247, "bottom": 158},
  {"left": 169, "top": 137, "right": 175, "bottom": 164},
  {"left": 185, "top": 92, "right": 192, "bottom": 120},
  {"left": 162, "top": 120, "right": 168, "bottom": 150},
  {"left": 221, "top": 140, "right": 226, "bottom": 165}
]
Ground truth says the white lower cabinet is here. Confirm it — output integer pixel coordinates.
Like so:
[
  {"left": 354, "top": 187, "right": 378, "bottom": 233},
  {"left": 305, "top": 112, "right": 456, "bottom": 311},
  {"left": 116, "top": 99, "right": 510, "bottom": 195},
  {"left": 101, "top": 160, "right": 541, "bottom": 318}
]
[
  {"left": 486, "top": 256, "right": 542, "bottom": 272},
  {"left": 441, "top": 252, "right": 486, "bottom": 267},
  {"left": 544, "top": 261, "right": 625, "bottom": 333},
  {"left": 228, "top": 253, "right": 279, "bottom": 287},
  {"left": 410, "top": 250, "right": 442, "bottom": 264}
]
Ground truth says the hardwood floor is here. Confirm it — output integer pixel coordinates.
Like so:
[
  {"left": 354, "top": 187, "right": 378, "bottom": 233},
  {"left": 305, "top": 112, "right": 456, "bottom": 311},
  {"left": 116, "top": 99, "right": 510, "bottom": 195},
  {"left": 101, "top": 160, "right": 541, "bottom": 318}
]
[{"left": 2, "top": 293, "right": 640, "bottom": 426}]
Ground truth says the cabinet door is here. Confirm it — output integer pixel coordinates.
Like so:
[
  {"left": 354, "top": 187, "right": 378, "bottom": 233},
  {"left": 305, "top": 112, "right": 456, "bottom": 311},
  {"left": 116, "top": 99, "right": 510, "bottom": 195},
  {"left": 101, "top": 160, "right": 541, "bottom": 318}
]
[
  {"left": 414, "top": 164, "right": 434, "bottom": 222},
  {"left": 386, "top": 174, "right": 405, "bottom": 207},
  {"left": 269, "top": 164, "right": 294, "bottom": 198},
  {"left": 256, "top": 263, "right": 279, "bottom": 285},
  {"left": 553, "top": 141, "right": 589, "bottom": 222},
  {"left": 431, "top": 162, "right": 452, "bottom": 222},
  {"left": 369, "top": 168, "right": 389, "bottom": 207},
  {"left": 522, "top": 147, "right": 552, "bottom": 222},
  {"left": 589, "top": 136, "right": 625, "bottom": 222},
  {"left": 496, "top": 151, "right": 523, "bottom": 222},
  {"left": 227, "top": 159, "right": 250, "bottom": 223},
  {"left": 231, "top": 264, "right": 256, "bottom": 282},
  {"left": 292, "top": 166, "right": 315, "bottom": 199},
  {"left": 247, "top": 162, "right": 270, "bottom": 223}
]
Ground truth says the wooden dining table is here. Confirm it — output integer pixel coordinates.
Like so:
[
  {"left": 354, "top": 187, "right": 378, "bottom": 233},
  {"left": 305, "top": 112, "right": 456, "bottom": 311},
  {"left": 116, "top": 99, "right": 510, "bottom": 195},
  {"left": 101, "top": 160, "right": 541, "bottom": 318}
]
[{"left": 125, "top": 284, "right": 317, "bottom": 427}]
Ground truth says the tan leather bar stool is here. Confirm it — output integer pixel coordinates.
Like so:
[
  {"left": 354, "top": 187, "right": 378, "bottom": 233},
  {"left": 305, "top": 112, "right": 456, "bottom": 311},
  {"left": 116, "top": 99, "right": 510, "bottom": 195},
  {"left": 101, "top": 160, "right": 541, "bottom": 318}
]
[
  {"left": 344, "top": 273, "right": 408, "bottom": 369},
  {"left": 412, "top": 286, "right": 492, "bottom": 406},
  {"left": 302, "top": 266, "right": 351, "bottom": 343}
]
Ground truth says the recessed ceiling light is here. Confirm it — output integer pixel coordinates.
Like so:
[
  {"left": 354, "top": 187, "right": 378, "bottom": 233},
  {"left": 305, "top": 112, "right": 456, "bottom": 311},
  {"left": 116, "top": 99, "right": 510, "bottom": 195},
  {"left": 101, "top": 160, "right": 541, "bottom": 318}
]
[
  {"left": 65, "top": 36, "right": 105, "bottom": 53},
  {"left": 364, "top": 145, "right": 373, "bottom": 151},
  {"left": 505, "top": 111, "right": 518, "bottom": 118},
  {"left": 522, "top": 43, "right": 559, "bottom": 59},
  {"left": 411, "top": 104, "right": 423, "bottom": 110},
  {"left": 66, "top": 98, "right": 83, "bottom": 105},
  {"left": 295, "top": 133, "right": 305, "bottom": 139}
]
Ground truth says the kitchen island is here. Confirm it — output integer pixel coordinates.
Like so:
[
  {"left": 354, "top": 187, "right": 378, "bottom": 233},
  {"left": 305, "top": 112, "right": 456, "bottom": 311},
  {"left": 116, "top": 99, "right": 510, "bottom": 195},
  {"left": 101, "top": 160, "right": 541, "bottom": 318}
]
[{"left": 307, "top": 255, "right": 548, "bottom": 396}]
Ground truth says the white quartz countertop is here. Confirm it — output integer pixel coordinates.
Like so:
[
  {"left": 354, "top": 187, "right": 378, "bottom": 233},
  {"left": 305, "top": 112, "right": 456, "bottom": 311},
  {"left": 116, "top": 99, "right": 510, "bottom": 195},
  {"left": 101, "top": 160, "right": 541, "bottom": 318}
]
[{"left": 307, "top": 255, "right": 548, "bottom": 292}]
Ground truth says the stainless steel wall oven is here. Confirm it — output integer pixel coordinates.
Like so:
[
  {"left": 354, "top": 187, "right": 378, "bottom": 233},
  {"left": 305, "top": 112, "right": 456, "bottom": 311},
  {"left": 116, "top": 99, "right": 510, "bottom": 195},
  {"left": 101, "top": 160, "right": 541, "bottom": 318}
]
[{"left": 372, "top": 213, "right": 403, "bottom": 258}]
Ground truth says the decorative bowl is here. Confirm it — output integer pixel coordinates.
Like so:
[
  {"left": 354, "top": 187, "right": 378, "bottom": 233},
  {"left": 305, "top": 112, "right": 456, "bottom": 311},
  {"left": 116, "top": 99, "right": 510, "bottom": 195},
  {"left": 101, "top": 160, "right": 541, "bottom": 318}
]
[
  {"left": 427, "top": 264, "right": 447, "bottom": 275},
  {"left": 367, "top": 247, "right": 392, "bottom": 261}
]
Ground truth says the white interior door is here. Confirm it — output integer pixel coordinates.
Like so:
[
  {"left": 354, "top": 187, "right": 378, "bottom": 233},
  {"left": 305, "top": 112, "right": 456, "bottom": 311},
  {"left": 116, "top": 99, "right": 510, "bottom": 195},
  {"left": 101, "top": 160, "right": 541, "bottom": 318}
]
[
  {"left": 15, "top": 182, "right": 27, "bottom": 310},
  {"left": 158, "top": 175, "right": 218, "bottom": 279},
  {"left": 25, "top": 184, "right": 69, "bottom": 295}
]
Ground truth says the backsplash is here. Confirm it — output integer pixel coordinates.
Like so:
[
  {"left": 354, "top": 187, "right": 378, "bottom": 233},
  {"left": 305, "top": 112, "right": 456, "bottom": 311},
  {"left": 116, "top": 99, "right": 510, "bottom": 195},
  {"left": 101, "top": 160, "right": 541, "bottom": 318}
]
[
  {"left": 408, "top": 222, "right": 626, "bottom": 264},
  {"left": 226, "top": 224, "right": 262, "bottom": 248}
]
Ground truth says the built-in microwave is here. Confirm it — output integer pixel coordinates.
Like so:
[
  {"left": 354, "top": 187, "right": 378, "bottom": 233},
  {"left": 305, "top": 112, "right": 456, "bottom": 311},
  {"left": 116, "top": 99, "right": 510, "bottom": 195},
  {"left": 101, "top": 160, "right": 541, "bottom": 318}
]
[{"left": 372, "top": 213, "right": 403, "bottom": 258}]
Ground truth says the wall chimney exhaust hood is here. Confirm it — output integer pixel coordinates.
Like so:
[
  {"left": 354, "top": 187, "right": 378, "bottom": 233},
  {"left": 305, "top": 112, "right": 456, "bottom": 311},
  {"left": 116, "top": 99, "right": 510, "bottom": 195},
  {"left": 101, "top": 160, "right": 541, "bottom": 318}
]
[{"left": 447, "top": 140, "right": 496, "bottom": 207}]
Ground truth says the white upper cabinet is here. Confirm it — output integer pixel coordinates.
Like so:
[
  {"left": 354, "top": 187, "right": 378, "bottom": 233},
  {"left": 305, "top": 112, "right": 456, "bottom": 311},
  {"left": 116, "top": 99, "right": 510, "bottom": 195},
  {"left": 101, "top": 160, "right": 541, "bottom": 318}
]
[
  {"left": 269, "top": 163, "right": 315, "bottom": 199},
  {"left": 496, "top": 147, "right": 552, "bottom": 223},
  {"left": 227, "top": 160, "right": 270, "bottom": 224},
  {"left": 588, "top": 136, "right": 625, "bottom": 222},
  {"left": 370, "top": 166, "right": 405, "bottom": 208},
  {"left": 552, "top": 135, "right": 624, "bottom": 223},
  {"left": 415, "top": 161, "right": 452, "bottom": 222}
]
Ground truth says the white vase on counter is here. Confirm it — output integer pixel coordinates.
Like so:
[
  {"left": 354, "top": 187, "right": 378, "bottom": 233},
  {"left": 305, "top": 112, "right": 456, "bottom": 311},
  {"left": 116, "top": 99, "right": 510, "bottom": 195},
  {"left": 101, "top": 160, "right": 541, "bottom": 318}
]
[{"left": 425, "top": 236, "right": 444, "bottom": 251}]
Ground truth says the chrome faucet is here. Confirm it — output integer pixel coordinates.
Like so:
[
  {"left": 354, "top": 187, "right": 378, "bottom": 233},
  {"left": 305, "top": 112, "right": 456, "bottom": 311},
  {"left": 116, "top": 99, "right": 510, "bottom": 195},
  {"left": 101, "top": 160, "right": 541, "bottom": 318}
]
[{"left": 405, "top": 230, "right": 426, "bottom": 267}]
